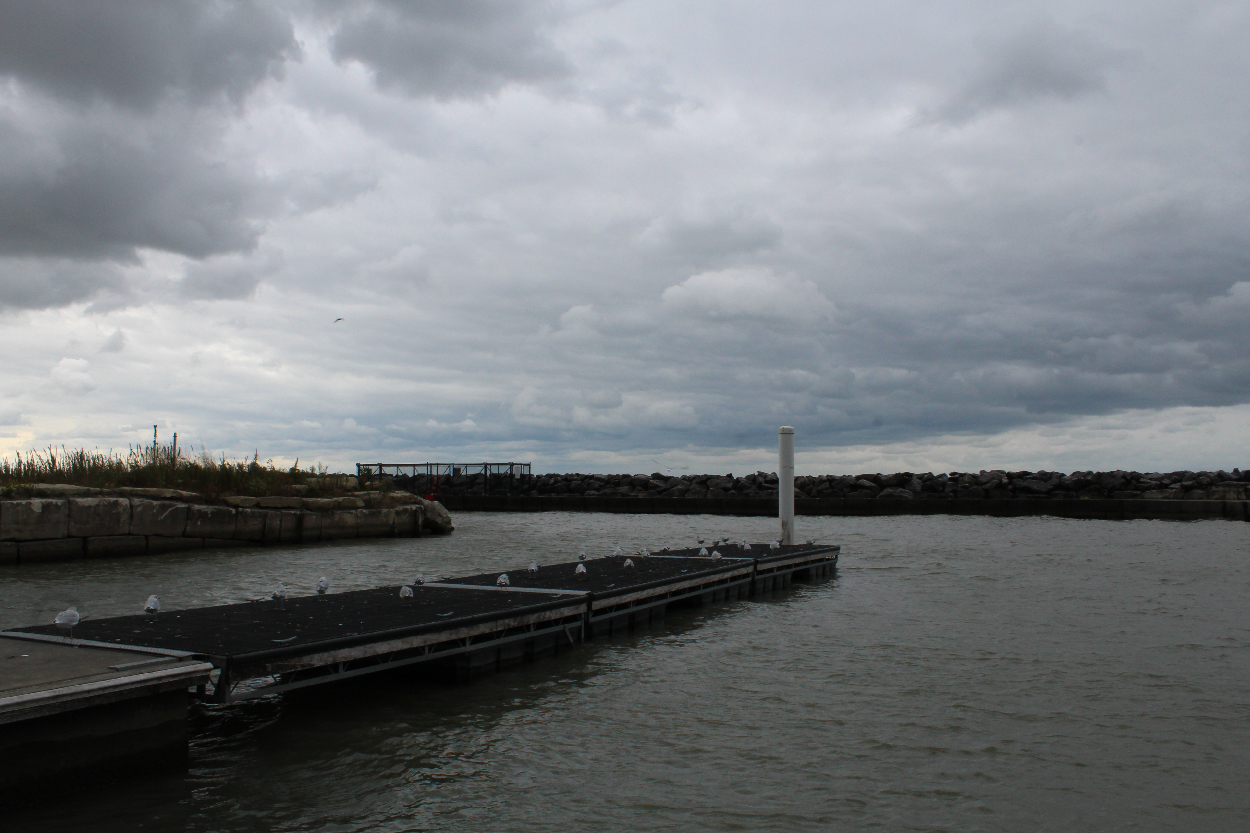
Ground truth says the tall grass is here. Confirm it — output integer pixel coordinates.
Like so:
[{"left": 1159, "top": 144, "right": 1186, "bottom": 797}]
[{"left": 0, "top": 441, "right": 353, "bottom": 498}]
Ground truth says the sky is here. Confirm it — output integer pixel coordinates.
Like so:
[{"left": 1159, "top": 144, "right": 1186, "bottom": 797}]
[{"left": 1, "top": 0, "right": 1248, "bottom": 476}]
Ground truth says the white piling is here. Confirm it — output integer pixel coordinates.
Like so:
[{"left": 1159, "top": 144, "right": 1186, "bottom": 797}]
[{"left": 779, "top": 426, "right": 795, "bottom": 544}]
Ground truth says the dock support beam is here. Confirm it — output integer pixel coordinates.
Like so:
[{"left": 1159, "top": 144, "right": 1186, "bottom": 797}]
[{"left": 779, "top": 426, "right": 795, "bottom": 544}]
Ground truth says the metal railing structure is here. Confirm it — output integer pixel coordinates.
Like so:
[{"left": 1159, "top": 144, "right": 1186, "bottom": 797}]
[{"left": 356, "top": 462, "right": 532, "bottom": 497}]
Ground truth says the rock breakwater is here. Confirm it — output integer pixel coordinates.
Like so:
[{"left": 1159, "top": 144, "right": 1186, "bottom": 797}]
[{"left": 414, "top": 468, "right": 1250, "bottom": 502}]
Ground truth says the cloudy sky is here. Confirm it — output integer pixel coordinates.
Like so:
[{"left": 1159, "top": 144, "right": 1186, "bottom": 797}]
[{"left": 2, "top": 0, "right": 1248, "bottom": 475}]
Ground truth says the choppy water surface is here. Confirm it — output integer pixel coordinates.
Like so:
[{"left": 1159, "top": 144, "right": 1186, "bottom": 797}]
[{"left": 4, "top": 512, "right": 1249, "bottom": 832}]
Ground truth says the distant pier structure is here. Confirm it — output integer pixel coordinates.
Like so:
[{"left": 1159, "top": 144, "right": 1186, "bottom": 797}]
[{"left": 358, "top": 462, "right": 532, "bottom": 497}]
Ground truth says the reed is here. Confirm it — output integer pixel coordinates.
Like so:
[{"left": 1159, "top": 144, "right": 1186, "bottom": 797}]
[{"left": 0, "top": 441, "right": 352, "bottom": 499}]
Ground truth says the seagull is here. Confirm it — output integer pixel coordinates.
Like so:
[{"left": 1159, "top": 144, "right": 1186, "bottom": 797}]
[
  {"left": 575, "top": 563, "right": 588, "bottom": 580},
  {"left": 415, "top": 573, "right": 425, "bottom": 586},
  {"left": 316, "top": 576, "right": 329, "bottom": 595},
  {"left": 272, "top": 582, "right": 287, "bottom": 607},
  {"left": 54, "top": 606, "right": 81, "bottom": 639},
  {"left": 710, "top": 550, "right": 722, "bottom": 560},
  {"left": 742, "top": 541, "right": 752, "bottom": 551},
  {"left": 639, "top": 546, "right": 650, "bottom": 558},
  {"left": 399, "top": 585, "right": 414, "bottom": 599},
  {"left": 497, "top": 573, "right": 511, "bottom": 587},
  {"left": 661, "top": 545, "right": 671, "bottom": 552},
  {"left": 623, "top": 557, "right": 635, "bottom": 570},
  {"left": 805, "top": 539, "right": 815, "bottom": 546},
  {"left": 697, "top": 538, "right": 706, "bottom": 545},
  {"left": 770, "top": 540, "right": 780, "bottom": 551},
  {"left": 699, "top": 547, "right": 709, "bottom": 556},
  {"left": 144, "top": 595, "right": 160, "bottom": 619},
  {"left": 333, "top": 318, "right": 343, "bottom": 323},
  {"left": 612, "top": 546, "right": 623, "bottom": 556},
  {"left": 578, "top": 548, "right": 587, "bottom": 561},
  {"left": 528, "top": 560, "right": 539, "bottom": 574}
]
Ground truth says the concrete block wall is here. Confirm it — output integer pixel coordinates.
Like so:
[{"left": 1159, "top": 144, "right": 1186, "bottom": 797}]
[{"left": 0, "top": 494, "right": 446, "bottom": 566}]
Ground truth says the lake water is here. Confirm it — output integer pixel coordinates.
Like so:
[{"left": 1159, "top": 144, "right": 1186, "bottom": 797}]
[{"left": 4, "top": 512, "right": 1249, "bottom": 832}]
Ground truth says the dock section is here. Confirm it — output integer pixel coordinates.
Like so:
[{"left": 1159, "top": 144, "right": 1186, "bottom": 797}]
[
  {"left": 0, "top": 637, "right": 211, "bottom": 797},
  {"left": 0, "top": 542, "right": 837, "bottom": 797}
]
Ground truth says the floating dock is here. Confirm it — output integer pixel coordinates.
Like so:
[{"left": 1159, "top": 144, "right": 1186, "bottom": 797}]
[{"left": 0, "top": 542, "right": 837, "bottom": 795}]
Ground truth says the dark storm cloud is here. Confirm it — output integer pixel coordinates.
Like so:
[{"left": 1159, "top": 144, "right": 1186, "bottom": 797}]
[
  {"left": 929, "top": 18, "right": 1111, "bottom": 124},
  {"left": 0, "top": 257, "right": 125, "bottom": 311},
  {"left": 329, "top": 0, "right": 570, "bottom": 98},
  {"left": 0, "top": 0, "right": 297, "bottom": 110},
  {"left": 0, "top": 118, "right": 269, "bottom": 262}
]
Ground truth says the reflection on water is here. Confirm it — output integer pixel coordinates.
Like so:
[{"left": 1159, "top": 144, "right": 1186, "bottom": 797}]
[{"left": 4, "top": 512, "right": 1250, "bottom": 831}]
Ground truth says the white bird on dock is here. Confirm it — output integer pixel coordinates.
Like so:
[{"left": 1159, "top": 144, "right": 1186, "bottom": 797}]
[
  {"left": 741, "top": 540, "right": 751, "bottom": 550},
  {"left": 399, "top": 585, "right": 414, "bottom": 599},
  {"left": 575, "top": 563, "right": 587, "bottom": 580},
  {"left": 623, "top": 558, "right": 635, "bottom": 570},
  {"left": 661, "top": 545, "right": 671, "bottom": 552},
  {"left": 273, "top": 583, "right": 287, "bottom": 606},
  {"left": 770, "top": 540, "right": 780, "bottom": 550},
  {"left": 145, "top": 595, "right": 160, "bottom": 618},
  {"left": 415, "top": 573, "right": 425, "bottom": 586},
  {"left": 528, "top": 560, "right": 539, "bottom": 574},
  {"left": 805, "top": 539, "right": 815, "bottom": 546},
  {"left": 639, "top": 546, "right": 650, "bottom": 558},
  {"left": 710, "top": 550, "right": 722, "bottom": 560},
  {"left": 578, "top": 548, "right": 587, "bottom": 560},
  {"left": 497, "top": 573, "right": 511, "bottom": 587},
  {"left": 316, "top": 576, "right": 329, "bottom": 595},
  {"left": 54, "top": 606, "right": 80, "bottom": 638},
  {"left": 612, "top": 546, "right": 622, "bottom": 556},
  {"left": 699, "top": 547, "right": 709, "bottom": 556}
]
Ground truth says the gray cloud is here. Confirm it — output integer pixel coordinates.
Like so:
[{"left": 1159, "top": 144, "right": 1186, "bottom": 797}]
[
  {"left": 930, "top": 19, "right": 1111, "bottom": 124},
  {"left": 329, "top": 0, "right": 570, "bottom": 98},
  {"left": 0, "top": 0, "right": 297, "bottom": 111}
]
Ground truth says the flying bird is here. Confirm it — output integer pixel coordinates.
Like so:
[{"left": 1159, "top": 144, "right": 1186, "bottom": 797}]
[
  {"left": 399, "top": 585, "right": 414, "bottom": 599},
  {"left": 54, "top": 606, "right": 81, "bottom": 638},
  {"left": 144, "top": 595, "right": 160, "bottom": 618},
  {"left": 316, "top": 576, "right": 329, "bottom": 595},
  {"left": 497, "top": 573, "right": 511, "bottom": 587},
  {"left": 334, "top": 318, "right": 343, "bottom": 323},
  {"left": 575, "top": 563, "right": 588, "bottom": 580}
]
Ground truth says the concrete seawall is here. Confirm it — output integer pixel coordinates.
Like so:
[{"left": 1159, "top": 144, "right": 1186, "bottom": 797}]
[
  {"left": 438, "top": 494, "right": 1250, "bottom": 522},
  {"left": 0, "top": 490, "right": 455, "bottom": 566}
]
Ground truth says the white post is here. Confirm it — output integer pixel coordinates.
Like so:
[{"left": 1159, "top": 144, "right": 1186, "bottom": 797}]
[{"left": 779, "top": 426, "right": 795, "bottom": 544}]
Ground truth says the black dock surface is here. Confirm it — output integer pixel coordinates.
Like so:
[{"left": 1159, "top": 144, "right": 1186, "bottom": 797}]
[{"left": 5, "top": 543, "right": 839, "bottom": 702}]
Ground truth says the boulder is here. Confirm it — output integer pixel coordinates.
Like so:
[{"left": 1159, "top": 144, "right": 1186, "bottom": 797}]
[
  {"left": 222, "top": 495, "right": 259, "bottom": 508},
  {"left": 185, "top": 504, "right": 238, "bottom": 539},
  {"left": 67, "top": 497, "right": 131, "bottom": 537},
  {"left": 1, "top": 499, "right": 69, "bottom": 541},
  {"left": 418, "top": 498, "right": 455, "bottom": 534},
  {"left": 129, "top": 500, "right": 188, "bottom": 537},
  {"left": 113, "top": 487, "right": 203, "bottom": 501},
  {"left": 877, "top": 487, "right": 914, "bottom": 499},
  {"left": 1209, "top": 483, "right": 1247, "bottom": 500},
  {"left": 258, "top": 496, "right": 302, "bottom": 509},
  {"left": 28, "top": 484, "right": 102, "bottom": 497}
]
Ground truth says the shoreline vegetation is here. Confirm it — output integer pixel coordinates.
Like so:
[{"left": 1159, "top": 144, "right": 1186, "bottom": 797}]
[
  {"left": 376, "top": 467, "right": 1250, "bottom": 502},
  {"left": 1, "top": 442, "right": 358, "bottom": 500}
]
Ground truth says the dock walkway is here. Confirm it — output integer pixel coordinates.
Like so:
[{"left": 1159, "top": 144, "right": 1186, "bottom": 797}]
[{"left": 3, "top": 543, "right": 838, "bottom": 703}]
